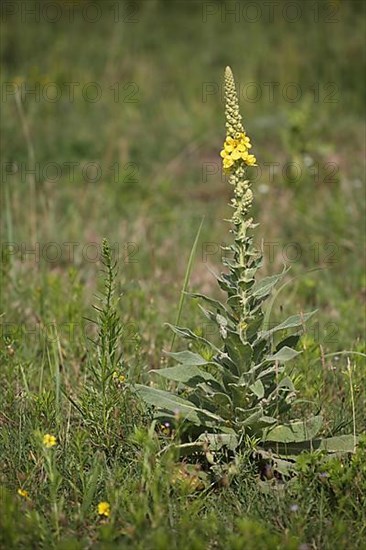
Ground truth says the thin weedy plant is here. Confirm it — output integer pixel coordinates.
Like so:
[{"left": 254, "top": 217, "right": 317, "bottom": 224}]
[{"left": 64, "top": 239, "right": 139, "bottom": 452}]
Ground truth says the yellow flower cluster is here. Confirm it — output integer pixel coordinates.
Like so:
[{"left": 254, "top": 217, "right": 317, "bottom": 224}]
[
  {"left": 17, "top": 488, "right": 29, "bottom": 499},
  {"left": 160, "top": 421, "right": 172, "bottom": 436},
  {"left": 222, "top": 67, "right": 257, "bottom": 227},
  {"left": 112, "top": 371, "right": 126, "bottom": 384},
  {"left": 220, "top": 132, "right": 257, "bottom": 170},
  {"left": 97, "top": 501, "right": 111, "bottom": 517},
  {"left": 43, "top": 434, "right": 57, "bottom": 448}
]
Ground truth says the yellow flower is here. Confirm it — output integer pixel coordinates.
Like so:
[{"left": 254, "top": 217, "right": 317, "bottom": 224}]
[
  {"left": 220, "top": 132, "right": 256, "bottom": 170},
  {"left": 112, "top": 371, "right": 126, "bottom": 383},
  {"left": 244, "top": 153, "right": 257, "bottom": 166},
  {"left": 223, "top": 157, "right": 234, "bottom": 170},
  {"left": 43, "top": 434, "right": 57, "bottom": 448},
  {"left": 223, "top": 136, "right": 237, "bottom": 152},
  {"left": 17, "top": 488, "right": 29, "bottom": 498},
  {"left": 97, "top": 501, "right": 111, "bottom": 517},
  {"left": 160, "top": 422, "right": 172, "bottom": 436},
  {"left": 229, "top": 133, "right": 252, "bottom": 150}
]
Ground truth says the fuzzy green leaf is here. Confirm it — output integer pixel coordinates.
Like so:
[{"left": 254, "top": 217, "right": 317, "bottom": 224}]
[
  {"left": 264, "top": 415, "right": 323, "bottom": 443},
  {"left": 241, "top": 409, "right": 265, "bottom": 427},
  {"left": 277, "top": 376, "right": 296, "bottom": 392},
  {"left": 166, "top": 323, "right": 221, "bottom": 353},
  {"left": 135, "top": 385, "right": 224, "bottom": 426},
  {"left": 164, "top": 350, "right": 208, "bottom": 366},
  {"left": 210, "top": 391, "right": 233, "bottom": 408},
  {"left": 267, "top": 346, "right": 302, "bottom": 362},
  {"left": 260, "top": 434, "right": 358, "bottom": 457},
  {"left": 225, "top": 330, "right": 253, "bottom": 375},
  {"left": 251, "top": 272, "right": 286, "bottom": 299},
  {"left": 261, "top": 311, "right": 317, "bottom": 337},
  {"left": 249, "top": 379, "right": 265, "bottom": 399},
  {"left": 317, "top": 435, "right": 357, "bottom": 453},
  {"left": 189, "top": 293, "right": 230, "bottom": 317},
  {"left": 275, "top": 334, "right": 301, "bottom": 352},
  {"left": 151, "top": 365, "right": 219, "bottom": 388},
  {"left": 197, "top": 433, "right": 238, "bottom": 451}
]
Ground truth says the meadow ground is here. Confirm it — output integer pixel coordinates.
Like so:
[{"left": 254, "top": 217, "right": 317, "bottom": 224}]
[{"left": 0, "top": 1, "right": 365, "bottom": 548}]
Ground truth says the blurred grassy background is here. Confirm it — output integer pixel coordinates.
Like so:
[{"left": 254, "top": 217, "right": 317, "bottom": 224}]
[
  {"left": 1, "top": 2, "right": 366, "bottom": 547},
  {"left": 1, "top": 0, "right": 365, "bottom": 407}
]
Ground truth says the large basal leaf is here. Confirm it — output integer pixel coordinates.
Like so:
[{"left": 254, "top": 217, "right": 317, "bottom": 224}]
[
  {"left": 236, "top": 406, "right": 264, "bottom": 427},
  {"left": 317, "top": 434, "right": 358, "bottom": 453},
  {"left": 151, "top": 365, "right": 221, "bottom": 389},
  {"left": 267, "top": 346, "right": 302, "bottom": 363},
  {"left": 135, "top": 385, "right": 225, "bottom": 426},
  {"left": 197, "top": 433, "right": 238, "bottom": 451},
  {"left": 260, "top": 434, "right": 358, "bottom": 456},
  {"left": 261, "top": 311, "right": 317, "bottom": 337},
  {"left": 264, "top": 415, "right": 323, "bottom": 443},
  {"left": 164, "top": 350, "right": 208, "bottom": 366}
]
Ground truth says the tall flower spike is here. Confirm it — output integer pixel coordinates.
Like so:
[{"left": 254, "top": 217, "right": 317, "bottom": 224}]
[
  {"left": 221, "top": 67, "right": 257, "bottom": 226},
  {"left": 220, "top": 68, "right": 257, "bottom": 224},
  {"left": 220, "top": 67, "right": 260, "bottom": 331}
]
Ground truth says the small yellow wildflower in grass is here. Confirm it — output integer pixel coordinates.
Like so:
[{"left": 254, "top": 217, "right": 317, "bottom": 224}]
[
  {"left": 160, "top": 421, "right": 172, "bottom": 436},
  {"left": 112, "top": 371, "right": 126, "bottom": 384},
  {"left": 17, "top": 488, "right": 29, "bottom": 498},
  {"left": 97, "top": 501, "right": 111, "bottom": 517},
  {"left": 43, "top": 434, "right": 57, "bottom": 448}
]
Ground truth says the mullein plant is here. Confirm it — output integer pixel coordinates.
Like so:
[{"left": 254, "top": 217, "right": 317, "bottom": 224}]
[{"left": 137, "top": 68, "right": 356, "bottom": 461}]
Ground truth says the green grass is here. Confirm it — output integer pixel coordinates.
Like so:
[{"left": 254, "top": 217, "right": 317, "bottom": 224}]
[{"left": 1, "top": 1, "right": 365, "bottom": 548}]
